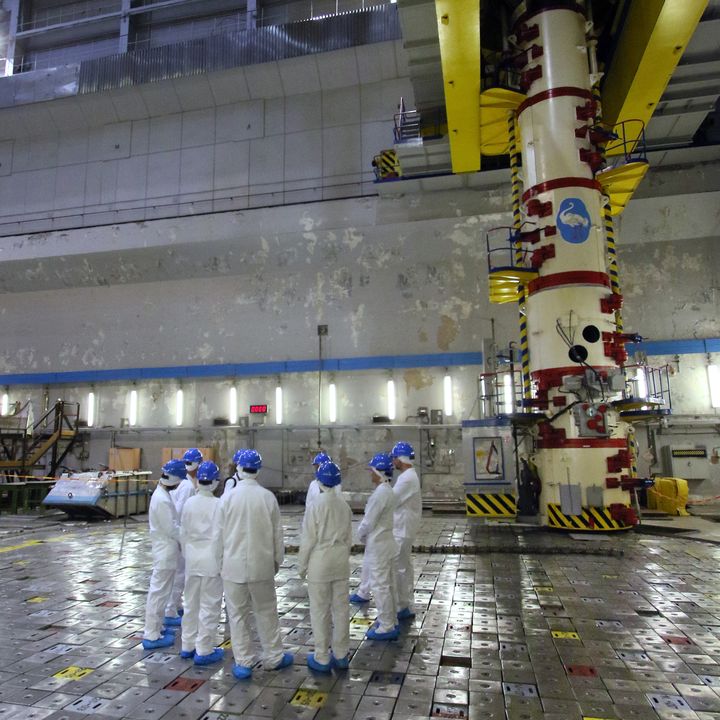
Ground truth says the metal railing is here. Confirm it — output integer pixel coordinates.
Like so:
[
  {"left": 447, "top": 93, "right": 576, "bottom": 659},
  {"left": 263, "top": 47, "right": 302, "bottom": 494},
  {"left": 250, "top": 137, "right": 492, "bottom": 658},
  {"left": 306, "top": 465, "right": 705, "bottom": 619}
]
[
  {"left": 12, "top": 37, "right": 119, "bottom": 73},
  {"left": 79, "top": 4, "right": 400, "bottom": 93},
  {"left": 17, "top": 0, "right": 121, "bottom": 32},
  {"left": 478, "top": 368, "right": 521, "bottom": 419},
  {"left": 127, "top": 13, "right": 249, "bottom": 51},
  {"left": 598, "top": 119, "right": 648, "bottom": 167},
  {"left": 486, "top": 226, "right": 534, "bottom": 274},
  {"left": 624, "top": 363, "right": 673, "bottom": 413}
]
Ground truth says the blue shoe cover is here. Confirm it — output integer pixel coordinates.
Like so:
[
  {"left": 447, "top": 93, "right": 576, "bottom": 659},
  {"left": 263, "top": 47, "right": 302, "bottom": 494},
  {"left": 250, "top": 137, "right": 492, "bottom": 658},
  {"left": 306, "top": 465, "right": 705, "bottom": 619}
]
[
  {"left": 271, "top": 652, "right": 294, "bottom": 670},
  {"left": 331, "top": 653, "right": 350, "bottom": 670},
  {"left": 142, "top": 632, "right": 175, "bottom": 650},
  {"left": 366, "top": 626, "right": 399, "bottom": 641},
  {"left": 163, "top": 615, "right": 182, "bottom": 626},
  {"left": 307, "top": 653, "right": 332, "bottom": 673},
  {"left": 349, "top": 593, "right": 369, "bottom": 604},
  {"left": 397, "top": 607, "right": 416, "bottom": 620},
  {"left": 232, "top": 663, "right": 252, "bottom": 680},
  {"left": 194, "top": 648, "right": 224, "bottom": 665},
  {"left": 177, "top": 608, "right": 184, "bottom": 616},
  {"left": 179, "top": 649, "right": 195, "bottom": 659}
]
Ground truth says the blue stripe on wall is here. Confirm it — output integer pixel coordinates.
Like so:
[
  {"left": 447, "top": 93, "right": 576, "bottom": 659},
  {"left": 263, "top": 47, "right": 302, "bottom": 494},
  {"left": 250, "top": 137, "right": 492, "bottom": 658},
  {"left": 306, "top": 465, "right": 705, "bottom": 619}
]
[
  {"left": 629, "top": 338, "right": 720, "bottom": 357},
  {"left": 0, "top": 352, "right": 484, "bottom": 386}
]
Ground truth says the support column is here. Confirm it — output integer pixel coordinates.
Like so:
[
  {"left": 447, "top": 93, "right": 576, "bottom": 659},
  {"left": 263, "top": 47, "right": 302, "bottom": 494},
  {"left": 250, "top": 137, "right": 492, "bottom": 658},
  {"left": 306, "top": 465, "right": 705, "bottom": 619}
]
[
  {"left": 119, "top": 0, "right": 131, "bottom": 54},
  {"left": 1, "top": 0, "right": 20, "bottom": 77},
  {"left": 513, "top": 3, "right": 637, "bottom": 531}
]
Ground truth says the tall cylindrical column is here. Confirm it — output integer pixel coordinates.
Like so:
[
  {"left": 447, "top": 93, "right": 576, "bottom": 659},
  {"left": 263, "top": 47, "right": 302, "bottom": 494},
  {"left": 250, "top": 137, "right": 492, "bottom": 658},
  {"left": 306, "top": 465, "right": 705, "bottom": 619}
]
[{"left": 512, "top": 2, "right": 636, "bottom": 530}]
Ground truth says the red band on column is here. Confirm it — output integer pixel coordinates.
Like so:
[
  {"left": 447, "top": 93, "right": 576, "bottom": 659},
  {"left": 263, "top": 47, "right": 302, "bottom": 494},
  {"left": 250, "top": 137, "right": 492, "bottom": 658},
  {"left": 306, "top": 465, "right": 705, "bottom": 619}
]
[
  {"left": 522, "top": 177, "right": 601, "bottom": 202},
  {"left": 518, "top": 87, "right": 593, "bottom": 114},
  {"left": 537, "top": 438, "right": 629, "bottom": 450},
  {"left": 528, "top": 272, "right": 610, "bottom": 294}
]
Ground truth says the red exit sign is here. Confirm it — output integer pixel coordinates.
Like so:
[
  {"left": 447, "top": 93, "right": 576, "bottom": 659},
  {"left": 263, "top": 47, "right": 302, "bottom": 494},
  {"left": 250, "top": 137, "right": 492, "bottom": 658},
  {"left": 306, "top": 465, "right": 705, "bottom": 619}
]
[{"left": 249, "top": 404, "right": 268, "bottom": 414}]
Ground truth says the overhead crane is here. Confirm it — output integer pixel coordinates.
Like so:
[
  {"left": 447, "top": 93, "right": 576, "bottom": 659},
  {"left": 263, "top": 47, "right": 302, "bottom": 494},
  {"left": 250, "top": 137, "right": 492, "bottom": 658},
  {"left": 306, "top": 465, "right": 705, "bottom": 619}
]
[{"left": 381, "top": 0, "right": 707, "bottom": 530}]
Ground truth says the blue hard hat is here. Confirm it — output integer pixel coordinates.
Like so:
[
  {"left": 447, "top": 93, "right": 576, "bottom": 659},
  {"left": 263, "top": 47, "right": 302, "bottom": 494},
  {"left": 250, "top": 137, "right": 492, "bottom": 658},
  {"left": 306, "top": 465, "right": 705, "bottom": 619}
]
[
  {"left": 368, "top": 452, "right": 393, "bottom": 477},
  {"left": 316, "top": 461, "right": 342, "bottom": 487},
  {"left": 390, "top": 441, "right": 415, "bottom": 459},
  {"left": 196, "top": 461, "right": 220, "bottom": 483},
  {"left": 232, "top": 448, "right": 247, "bottom": 466},
  {"left": 183, "top": 448, "right": 203, "bottom": 464},
  {"left": 312, "top": 452, "right": 331, "bottom": 466},
  {"left": 237, "top": 448, "right": 262, "bottom": 471},
  {"left": 162, "top": 459, "right": 187, "bottom": 480}
]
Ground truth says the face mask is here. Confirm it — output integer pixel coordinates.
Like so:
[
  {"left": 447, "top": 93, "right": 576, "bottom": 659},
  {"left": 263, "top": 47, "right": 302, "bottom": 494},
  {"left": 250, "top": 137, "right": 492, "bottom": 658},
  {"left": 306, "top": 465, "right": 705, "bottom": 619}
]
[{"left": 185, "top": 462, "right": 198, "bottom": 472}]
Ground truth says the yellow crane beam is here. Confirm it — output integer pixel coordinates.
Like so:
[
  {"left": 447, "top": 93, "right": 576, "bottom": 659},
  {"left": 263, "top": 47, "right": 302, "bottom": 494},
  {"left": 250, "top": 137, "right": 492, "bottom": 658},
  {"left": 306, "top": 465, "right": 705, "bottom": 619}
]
[
  {"left": 435, "top": 0, "right": 481, "bottom": 173},
  {"left": 602, "top": 0, "right": 708, "bottom": 133}
]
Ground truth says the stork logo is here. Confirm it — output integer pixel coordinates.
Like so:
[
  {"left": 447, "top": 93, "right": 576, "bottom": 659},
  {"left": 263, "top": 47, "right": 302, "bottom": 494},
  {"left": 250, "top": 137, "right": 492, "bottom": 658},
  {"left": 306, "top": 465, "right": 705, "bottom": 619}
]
[{"left": 557, "top": 197, "right": 591, "bottom": 244}]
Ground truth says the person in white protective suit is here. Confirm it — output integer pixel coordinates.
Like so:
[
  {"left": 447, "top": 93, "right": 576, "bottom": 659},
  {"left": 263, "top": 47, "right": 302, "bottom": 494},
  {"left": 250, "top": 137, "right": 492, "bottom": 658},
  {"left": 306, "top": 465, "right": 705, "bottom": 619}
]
[
  {"left": 142, "top": 459, "right": 185, "bottom": 650},
  {"left": 391, "top": 441, "right": 422, "bottom": 621},
  {"left": 179, "top": 460, "right": 225, "bottom": 666},
  {"left": 164, "top": 448, "right": 202, "bottom": 625},
  {"left": 298, "top": 461, "right": 353, "bottom": 672},
  {"left": 222, "top": 448, "right": 247, "bottom": 495},
  {"left": 217, "top": 449, "right": 294, "bottom": 679},
  {"left": 358, "top": 453, "right": 399, "bottom": 641},
  {"left": 304, "top": 451, "right": 331, "bottom": 511},
  {"left": 349, "top": 452, "right": 393, "bottom": 605}
]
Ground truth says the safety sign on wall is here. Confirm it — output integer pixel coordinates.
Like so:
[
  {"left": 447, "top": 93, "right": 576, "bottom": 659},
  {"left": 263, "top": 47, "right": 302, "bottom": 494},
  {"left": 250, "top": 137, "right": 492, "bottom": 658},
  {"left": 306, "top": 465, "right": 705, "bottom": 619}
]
[{"left": 473, "top": 437, "right": 504, "bottom": 483}]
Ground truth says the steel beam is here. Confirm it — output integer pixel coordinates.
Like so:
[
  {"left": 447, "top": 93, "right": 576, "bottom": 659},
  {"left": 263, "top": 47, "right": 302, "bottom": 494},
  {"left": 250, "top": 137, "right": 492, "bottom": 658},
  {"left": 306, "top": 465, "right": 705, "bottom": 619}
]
[
  {"left": 434, "top": 0, "right": 481, "bottom": 173},
  {"left": 602, "top": 0, "right": 708, "bottom": 131}
]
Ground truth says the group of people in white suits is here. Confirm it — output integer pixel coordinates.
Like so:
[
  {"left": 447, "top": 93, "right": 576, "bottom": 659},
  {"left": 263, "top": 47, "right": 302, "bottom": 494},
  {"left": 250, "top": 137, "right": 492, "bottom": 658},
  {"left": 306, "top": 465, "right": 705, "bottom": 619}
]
[{"left": 141, "top": 440, "right": 421, "bottom": 677}]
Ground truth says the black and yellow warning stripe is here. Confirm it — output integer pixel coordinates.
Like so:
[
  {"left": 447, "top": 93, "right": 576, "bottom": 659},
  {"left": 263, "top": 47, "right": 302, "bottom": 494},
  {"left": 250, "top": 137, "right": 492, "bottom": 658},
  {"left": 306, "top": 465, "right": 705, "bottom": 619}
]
[
  {"left": 546, "top": 503, "right": 631, "bottom": 531},
  {"left": 466, "top": 493, "right": 517, "bottom": 518},
  {"left": 604, "top": 205, "right": 623, "bottom": 333},
  {"left": 508, "top": 114, "right": 531, "bottom": 400},
  {"left": 375, "top": 149, "right": 400, "bottom": 179}
]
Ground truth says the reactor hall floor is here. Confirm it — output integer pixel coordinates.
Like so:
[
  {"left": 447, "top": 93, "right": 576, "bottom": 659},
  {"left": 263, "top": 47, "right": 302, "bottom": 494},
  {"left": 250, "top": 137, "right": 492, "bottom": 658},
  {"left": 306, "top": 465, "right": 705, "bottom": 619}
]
[{"left": 1, "top": 512, "right": 720, "bottom": 720}]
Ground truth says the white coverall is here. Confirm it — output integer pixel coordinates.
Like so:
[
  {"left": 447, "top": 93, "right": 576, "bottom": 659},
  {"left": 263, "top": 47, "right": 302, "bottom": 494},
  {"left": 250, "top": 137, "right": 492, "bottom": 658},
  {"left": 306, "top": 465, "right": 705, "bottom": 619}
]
[
  {"left": 143, "top": 486, "right": 181, "bottom": 641},
  {"left": 165, "top": 476, "right": 196, "bottom": 617},
  {"left": 304, "top": 478, "right": 321, "bottom": 509},
  {"left": 298, "top": 485, "right": 352, "bottom": 665},
  {"left": 180, "top": 486, "right": 223, "bottom": 656},
  {"left": 357, "top": 481, "right": 398, "bottom": 633},
  {"left": 393, "top": 466, "right": 422, "bottom": 612},
  {"left": 217, "top": 473, "right": 286, "bottom": 668},
  {"left": 304, "top": 478, "right": 342, "bottom": 513}
]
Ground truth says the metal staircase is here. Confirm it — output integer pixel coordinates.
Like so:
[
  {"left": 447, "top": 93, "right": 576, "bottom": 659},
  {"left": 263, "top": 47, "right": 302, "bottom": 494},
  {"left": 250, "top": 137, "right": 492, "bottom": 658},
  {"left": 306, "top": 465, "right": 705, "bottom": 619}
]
[{"left": 0, "top": 400, "right": 80, "bottom": 480}]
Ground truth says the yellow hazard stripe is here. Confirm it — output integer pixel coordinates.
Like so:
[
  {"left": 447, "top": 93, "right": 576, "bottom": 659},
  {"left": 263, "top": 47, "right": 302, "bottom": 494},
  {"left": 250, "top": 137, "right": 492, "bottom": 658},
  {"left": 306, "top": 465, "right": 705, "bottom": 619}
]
[
  {"left": 466, "top": 493, "right": 517, "bottom": 517},
  {"left": 548, "top": 504, "right": 629, "bottom": 531},
  {"left": 603, "top": 205, "right": 623, "bottom": 332}
]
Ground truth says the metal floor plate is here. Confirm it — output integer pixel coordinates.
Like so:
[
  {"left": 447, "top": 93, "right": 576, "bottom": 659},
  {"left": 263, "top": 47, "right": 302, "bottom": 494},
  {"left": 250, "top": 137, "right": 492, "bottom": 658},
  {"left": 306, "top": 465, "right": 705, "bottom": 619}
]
[{"left": 3, "top": 513, "right": 720, "bottom": 718}]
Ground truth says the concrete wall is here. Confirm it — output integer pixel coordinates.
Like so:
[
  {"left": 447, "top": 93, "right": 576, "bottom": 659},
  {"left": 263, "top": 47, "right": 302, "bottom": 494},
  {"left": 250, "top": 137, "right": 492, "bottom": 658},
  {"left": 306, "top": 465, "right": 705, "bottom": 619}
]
[
  {"left": 1, "top": 43, "right": 719, "bottom": 494},
  {"left": 0, "top": 42, "right": 410, "bottom": 234}
]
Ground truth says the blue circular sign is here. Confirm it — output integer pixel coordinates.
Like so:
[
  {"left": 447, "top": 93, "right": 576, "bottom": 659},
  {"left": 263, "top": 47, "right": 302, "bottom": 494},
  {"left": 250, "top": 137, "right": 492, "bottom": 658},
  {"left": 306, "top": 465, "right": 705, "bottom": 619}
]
[{"left": 556, "top": 197, "right": 591, "bottom": 244}]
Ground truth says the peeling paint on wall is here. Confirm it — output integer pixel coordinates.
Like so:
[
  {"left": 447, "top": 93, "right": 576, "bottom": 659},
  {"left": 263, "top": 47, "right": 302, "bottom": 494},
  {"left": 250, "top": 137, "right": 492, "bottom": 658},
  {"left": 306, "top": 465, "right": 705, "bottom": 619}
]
[{"left": 437, "top": 314, "right": 458, "bottom": 351}]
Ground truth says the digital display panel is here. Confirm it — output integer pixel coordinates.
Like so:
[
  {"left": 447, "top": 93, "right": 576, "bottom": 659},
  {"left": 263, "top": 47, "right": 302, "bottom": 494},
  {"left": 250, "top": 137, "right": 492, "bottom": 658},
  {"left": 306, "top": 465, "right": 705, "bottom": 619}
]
[{"left": 249, "top": 404, "right": 268, "bottom": 414}]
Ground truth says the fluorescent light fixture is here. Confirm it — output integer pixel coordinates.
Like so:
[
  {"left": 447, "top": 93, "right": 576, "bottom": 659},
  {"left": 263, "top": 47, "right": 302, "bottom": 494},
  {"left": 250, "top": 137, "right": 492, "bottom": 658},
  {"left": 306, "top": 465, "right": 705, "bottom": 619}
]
[
  {"left": 635, "top": 368, "right": 648, "bottom": 399},
  {"left": 87, "top": 392, "right": 95, "bottom": 427},
  {"left": 503, "top": 373, "right": 514, "bottom": 414},
  {"left": 709, "top": 364, "right": 720, "bottom": 409},
  {"left": 387, "top": 379, "right": 396, "bottom": 421},
  {"left": 443, "top": 374, "right": 453, "bottom": 417},
  {"left": 329, "top": 382, "right": 337, "bottom": 423},
  {"left": 275, "top": 385, "right": 283, "bottom": 425},
  {"left": 175, "top": 389, "right": 183, "bottom": 426},
  {"left": 129, "top": 389, "right": 138, "bottom": 427},
  {"left": 1, "top": 393, "right": 7, "bottom": 416},
  {"left": 229, "top": 386, "right": 237, "bottom": 425}
]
